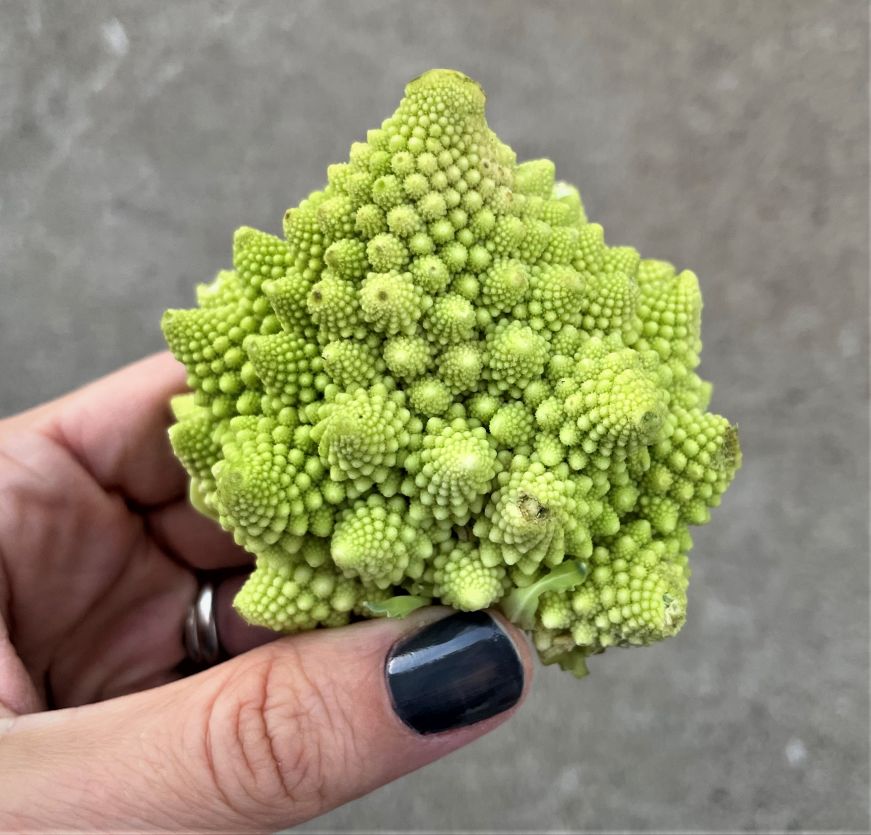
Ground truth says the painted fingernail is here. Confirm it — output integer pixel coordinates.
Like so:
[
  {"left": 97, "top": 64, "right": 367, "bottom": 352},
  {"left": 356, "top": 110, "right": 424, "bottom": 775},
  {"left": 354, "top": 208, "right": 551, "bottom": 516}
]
[{"left": 385, "top": 611, "right": 524, "bottom": 735}]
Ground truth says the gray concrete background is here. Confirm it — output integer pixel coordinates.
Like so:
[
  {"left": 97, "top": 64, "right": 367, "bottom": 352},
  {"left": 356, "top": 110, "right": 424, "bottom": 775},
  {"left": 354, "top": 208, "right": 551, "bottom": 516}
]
[{"left": 1, "top": 0, "right": 868, "bottom": 832}]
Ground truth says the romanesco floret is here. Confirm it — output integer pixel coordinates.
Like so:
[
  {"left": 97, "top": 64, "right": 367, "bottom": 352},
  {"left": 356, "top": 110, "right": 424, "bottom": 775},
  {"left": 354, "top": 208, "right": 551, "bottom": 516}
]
[{"left": 162, "top": 69, "right": 741, "bottom": 676}]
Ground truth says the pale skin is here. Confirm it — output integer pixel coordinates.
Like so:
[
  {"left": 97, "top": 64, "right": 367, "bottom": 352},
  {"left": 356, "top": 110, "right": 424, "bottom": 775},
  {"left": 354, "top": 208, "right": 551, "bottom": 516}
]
[{"left": 0, "top": 352, "right": 532, "bottom": 833}]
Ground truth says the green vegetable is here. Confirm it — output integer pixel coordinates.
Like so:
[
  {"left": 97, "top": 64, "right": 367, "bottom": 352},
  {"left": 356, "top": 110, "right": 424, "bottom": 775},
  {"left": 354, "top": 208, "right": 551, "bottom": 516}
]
[
  {"left": 162, "top": 69, "right": 741, "bottom": 675},
  {"left": 500, "top": 560, "right": 589, "bottom": 631},
  {"left": 365, "top": 596, "right": 432, "bottom": 619}
]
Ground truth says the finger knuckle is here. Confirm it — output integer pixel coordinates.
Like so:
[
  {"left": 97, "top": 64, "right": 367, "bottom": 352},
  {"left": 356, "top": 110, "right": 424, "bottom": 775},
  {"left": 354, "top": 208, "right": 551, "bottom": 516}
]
[{"left": 202, "top": 646, "right": 356, "bottom": 824}]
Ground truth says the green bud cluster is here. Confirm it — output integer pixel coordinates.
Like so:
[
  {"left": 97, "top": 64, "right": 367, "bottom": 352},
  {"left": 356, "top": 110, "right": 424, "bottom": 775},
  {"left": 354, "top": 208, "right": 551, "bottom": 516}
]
[{"left": 163, "top": 70, "right": 740, "bottom": 675}]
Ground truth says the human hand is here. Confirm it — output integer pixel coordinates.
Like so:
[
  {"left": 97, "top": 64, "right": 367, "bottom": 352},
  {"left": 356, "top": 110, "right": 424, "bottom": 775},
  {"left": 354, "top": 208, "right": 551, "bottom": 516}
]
[{"left": 0, "top": 353, "right": 531, "bottom": 832}]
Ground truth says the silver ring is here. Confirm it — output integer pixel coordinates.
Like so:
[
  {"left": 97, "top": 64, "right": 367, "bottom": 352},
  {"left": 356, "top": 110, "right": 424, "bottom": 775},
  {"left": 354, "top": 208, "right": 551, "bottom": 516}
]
[{"left": 184, "top": 581, "right": 221, "bottom": 667}]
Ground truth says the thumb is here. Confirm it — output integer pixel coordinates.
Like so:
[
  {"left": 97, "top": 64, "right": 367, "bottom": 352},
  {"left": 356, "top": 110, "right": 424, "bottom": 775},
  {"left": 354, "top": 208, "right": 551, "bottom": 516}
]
[{"left": 0, "top": 609, "right": 531, "bottom": 833}]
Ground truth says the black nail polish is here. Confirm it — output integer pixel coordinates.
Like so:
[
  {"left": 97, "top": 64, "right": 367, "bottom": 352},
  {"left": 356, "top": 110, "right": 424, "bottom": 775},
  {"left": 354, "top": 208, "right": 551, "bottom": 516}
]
[{"left": 385, "top": 611, "right": 524, "bottom": 735}]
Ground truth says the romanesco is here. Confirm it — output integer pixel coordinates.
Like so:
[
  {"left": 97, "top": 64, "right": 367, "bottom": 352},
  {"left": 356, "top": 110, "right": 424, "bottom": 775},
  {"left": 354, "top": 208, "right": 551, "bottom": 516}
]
[{"left": 162, "top": 69, "right": 741, "bottom": 677}]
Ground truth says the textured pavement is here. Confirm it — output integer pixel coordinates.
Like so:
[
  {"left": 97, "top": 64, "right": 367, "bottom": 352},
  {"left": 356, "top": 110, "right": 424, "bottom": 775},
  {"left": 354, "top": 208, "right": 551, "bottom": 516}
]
[{"left": 0, "top": 1, "right": 868, "bottom": 831}]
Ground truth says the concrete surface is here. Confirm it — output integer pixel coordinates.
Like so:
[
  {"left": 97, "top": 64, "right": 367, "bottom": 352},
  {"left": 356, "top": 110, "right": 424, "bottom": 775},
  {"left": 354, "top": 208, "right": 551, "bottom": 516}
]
[{"left": 0, "top": 0, "right": 868, "bottom": 831}]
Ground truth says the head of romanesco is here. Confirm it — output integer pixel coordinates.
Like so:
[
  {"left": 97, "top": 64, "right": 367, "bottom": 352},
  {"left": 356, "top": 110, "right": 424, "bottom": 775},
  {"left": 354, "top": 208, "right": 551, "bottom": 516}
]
[{"left": 162, "top": 69, "right": 741, "bottom": 677}]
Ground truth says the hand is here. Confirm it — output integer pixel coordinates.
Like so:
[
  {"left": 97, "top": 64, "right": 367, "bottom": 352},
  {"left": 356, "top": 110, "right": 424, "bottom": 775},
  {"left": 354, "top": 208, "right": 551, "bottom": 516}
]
[{"left": 0, "top": 353, "right": 531, "bottom": 832}]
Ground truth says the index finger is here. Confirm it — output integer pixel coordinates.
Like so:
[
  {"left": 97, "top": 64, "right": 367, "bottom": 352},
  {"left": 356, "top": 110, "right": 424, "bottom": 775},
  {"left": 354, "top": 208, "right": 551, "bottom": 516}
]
[{"left": 1, "top": 352, "right": 190, "bottom": 506}]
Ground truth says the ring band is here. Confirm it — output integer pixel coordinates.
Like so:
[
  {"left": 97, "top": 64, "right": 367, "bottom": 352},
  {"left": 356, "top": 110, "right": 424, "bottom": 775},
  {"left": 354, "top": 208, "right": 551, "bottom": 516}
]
[{"left": 184, "top": 581, "right": 221, "bottom": 667}]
